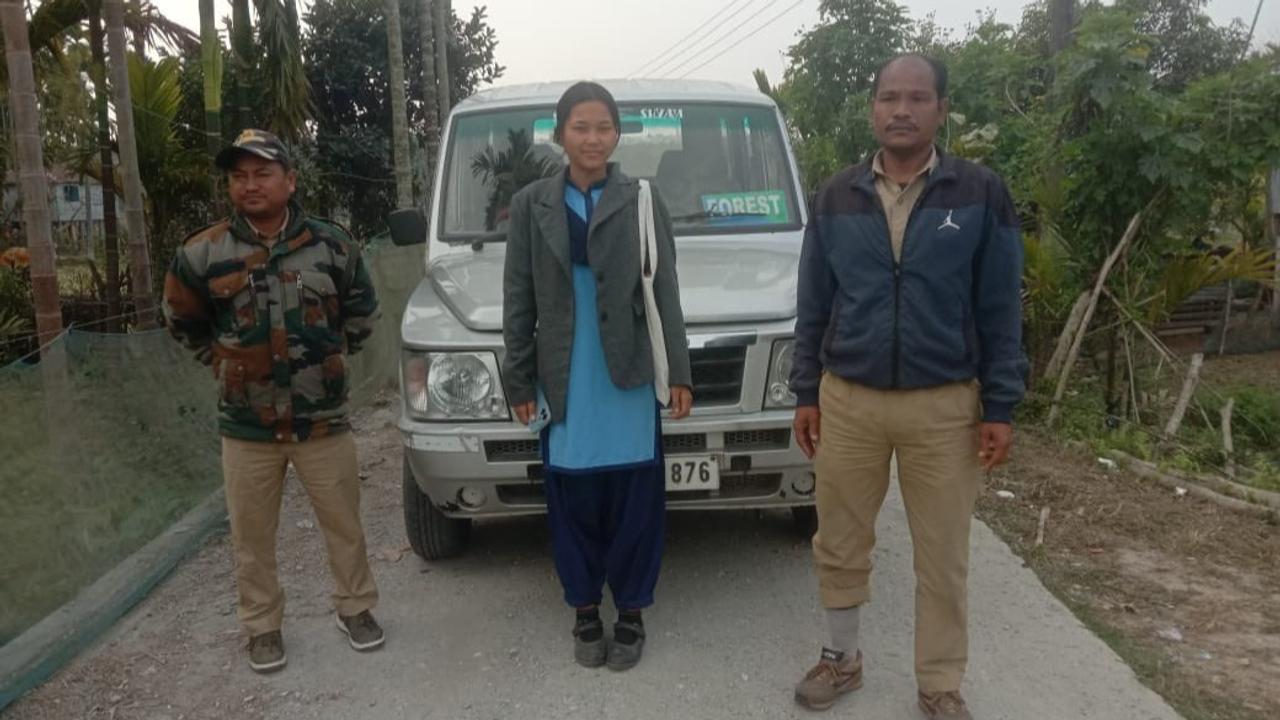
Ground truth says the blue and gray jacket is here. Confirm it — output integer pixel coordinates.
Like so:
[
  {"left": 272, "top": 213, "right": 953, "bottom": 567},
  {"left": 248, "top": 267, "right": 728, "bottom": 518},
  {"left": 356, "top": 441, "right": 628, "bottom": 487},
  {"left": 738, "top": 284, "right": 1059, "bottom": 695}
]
[{"left": 789, "top": 149, "right": 1028, "bottom": 423}]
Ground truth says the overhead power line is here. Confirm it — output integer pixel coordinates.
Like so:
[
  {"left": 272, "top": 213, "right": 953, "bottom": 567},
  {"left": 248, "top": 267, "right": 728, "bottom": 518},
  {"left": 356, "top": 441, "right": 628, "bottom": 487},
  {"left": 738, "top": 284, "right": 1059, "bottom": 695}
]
[
  {"left": 663, "top": 0, "right": 787, "bottom": 79},
  {"left": 672, "top": 0, "right": 805, "bottom": 79},
  {"left": 628, "top": 0, "right": 755, "bottom": 78},
  {"left": 651, "top": 0, "right": 774, "bottom": 78}
]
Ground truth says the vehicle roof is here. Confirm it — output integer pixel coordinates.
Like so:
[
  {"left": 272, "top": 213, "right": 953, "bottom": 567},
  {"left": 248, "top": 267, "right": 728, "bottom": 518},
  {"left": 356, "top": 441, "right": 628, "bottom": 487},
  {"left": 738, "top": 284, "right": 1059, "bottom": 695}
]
[{"left": 453, "top": 79, "right": 776, "bottom": 113}]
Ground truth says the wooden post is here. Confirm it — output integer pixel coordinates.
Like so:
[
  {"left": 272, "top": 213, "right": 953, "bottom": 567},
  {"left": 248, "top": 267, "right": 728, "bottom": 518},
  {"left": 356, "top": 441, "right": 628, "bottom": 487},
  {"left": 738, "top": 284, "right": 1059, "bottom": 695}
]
[
  {"left": 1269, "top": 168, "right": 1278, "bottom": 322},
  {"left": 1221, "top": 398, "right": 1236, "bottom": 480},
  {"left": 106, "top": 0, "right": 155, "bottom": 328},
  {"left": 1043, "top": 290, "right": 1090, "bottom": 381},
  {"left": 1035, "top": 506, "right": 1051, "bottom": 548},
  {"left": 1163, "top": 352, "right": 1204, "bottom": 440},
  {"left": 88, "top": 4, "right": 122, "bottom": 332}
]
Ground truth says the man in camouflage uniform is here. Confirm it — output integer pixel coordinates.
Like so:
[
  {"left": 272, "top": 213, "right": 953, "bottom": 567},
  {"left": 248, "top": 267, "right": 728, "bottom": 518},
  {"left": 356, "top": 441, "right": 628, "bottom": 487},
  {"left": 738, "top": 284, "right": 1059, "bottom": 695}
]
[{"left": 163, "top": 129, "right": 384, "bottom": 673}]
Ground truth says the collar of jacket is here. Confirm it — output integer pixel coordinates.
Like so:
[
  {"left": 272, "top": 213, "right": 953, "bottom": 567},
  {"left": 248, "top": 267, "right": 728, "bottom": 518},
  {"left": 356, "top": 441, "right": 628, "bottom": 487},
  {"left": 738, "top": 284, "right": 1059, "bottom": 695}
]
[
  {"left": 228, "top": 198, "right": 310, "bottom": 252},
  {"left": 849, "top": 144, "right": 958, "bottom": 198},
  {"left": 532, "top": 163, "right": 637, "bottom": 277}
]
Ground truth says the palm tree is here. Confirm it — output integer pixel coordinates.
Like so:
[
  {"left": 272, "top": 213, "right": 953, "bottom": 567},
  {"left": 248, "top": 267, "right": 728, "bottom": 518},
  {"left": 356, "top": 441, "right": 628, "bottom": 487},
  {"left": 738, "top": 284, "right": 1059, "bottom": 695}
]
[
  {"left": 106, "top": 0, "right": 154, "bottom": 327},
  {"left": 385, "top": 0, "right": 413, "bottom": 209},
  {"left": 197, "top": 0, "right": 222, "bottom": 212},
  {"left": 470, "top": 129, "right": 559, "bottom": 231},
  {"left": 416, "top": 0, "right": 439, "bottom": 199},
  {"left": 230, "top": 0, "right": 253, "bottom": 129},
  {"left": 432, "top": 0, "right": 450, "bottom": 123},
  {"left": 87, "top": 2, "right": 123, "bottom": 331},
  {"left": 255, "top": 0, "right": 311, "bottom": 141},
  {"left": 0, "top": 0, "right": 62, "bottom": 352}
]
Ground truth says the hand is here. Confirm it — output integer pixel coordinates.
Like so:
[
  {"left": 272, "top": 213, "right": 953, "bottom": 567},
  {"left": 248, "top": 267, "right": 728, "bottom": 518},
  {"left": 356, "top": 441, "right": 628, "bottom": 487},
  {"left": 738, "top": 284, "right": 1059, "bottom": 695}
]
[
  {"left": 669, "top": 386, "right": 693, "bottom": 420},
  {"left": 979, "top": 422, "right": 1013, "bottom": 471},
  {"left": 513, "top": 401, "right": 536, "bottom": 426},
  {"left": 794, "top": 406, "right": 821, "bottom": 460}
]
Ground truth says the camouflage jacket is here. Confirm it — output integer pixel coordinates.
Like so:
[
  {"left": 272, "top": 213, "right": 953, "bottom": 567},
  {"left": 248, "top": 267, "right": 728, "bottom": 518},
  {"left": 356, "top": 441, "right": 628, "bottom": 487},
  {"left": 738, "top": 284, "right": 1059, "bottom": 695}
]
[{"left": 162, "top": 202, "right": 379, "bottom": 443}]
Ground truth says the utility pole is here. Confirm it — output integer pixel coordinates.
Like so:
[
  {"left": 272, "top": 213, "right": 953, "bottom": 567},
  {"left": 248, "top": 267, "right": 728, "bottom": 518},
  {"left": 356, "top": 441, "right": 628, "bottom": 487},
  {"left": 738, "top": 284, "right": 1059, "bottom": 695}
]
[{"left": 106, "top": 0, "right": 156, "bottom": 328}]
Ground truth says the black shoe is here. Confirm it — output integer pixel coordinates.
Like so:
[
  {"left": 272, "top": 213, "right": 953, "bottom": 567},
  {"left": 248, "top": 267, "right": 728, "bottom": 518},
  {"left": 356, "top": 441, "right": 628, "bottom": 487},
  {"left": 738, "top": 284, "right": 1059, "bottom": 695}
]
[
  {"left": 573, "top": 617, "right": 607, "bottom": 668},
  {"left": 606, "top": 621, "right": 646, "bottom": 672}
]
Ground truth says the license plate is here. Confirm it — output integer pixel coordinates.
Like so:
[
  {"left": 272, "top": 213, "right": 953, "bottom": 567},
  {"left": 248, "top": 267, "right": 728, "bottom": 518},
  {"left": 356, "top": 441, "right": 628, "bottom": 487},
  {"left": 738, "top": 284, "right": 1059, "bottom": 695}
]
[{"left": 665, "top": 455, "right": 720, "bottom": 492}]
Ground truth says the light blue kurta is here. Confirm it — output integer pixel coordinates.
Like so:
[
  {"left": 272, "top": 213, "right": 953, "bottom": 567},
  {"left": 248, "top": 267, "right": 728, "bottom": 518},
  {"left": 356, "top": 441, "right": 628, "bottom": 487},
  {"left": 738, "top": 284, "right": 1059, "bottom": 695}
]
[{"left": 545, "top": 182, "right": 658, "bottom": 473}]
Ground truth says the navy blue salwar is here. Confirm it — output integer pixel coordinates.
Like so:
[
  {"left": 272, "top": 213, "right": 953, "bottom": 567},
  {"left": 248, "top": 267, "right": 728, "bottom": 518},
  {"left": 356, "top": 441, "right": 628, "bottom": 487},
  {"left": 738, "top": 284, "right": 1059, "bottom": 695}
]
[{"left": 540, "top": 178, "right": 666, "bottom": 611}]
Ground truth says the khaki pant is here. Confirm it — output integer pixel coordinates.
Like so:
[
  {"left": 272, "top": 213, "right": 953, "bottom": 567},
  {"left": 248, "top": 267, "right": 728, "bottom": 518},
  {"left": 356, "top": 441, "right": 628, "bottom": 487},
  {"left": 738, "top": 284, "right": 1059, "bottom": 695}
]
[
  {"left": 222, "top": 431, "right": 378, "bottom": 636},
  {"left": 813, "top": 374, "right": 982, "bottom": 693}
]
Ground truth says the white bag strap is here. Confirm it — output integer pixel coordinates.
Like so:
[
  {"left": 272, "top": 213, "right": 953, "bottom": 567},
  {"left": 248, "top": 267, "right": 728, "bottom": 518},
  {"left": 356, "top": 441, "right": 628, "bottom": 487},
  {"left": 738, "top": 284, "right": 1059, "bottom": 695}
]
[{"left": 638, "top": 180, "right": 658, "bottom": 279}]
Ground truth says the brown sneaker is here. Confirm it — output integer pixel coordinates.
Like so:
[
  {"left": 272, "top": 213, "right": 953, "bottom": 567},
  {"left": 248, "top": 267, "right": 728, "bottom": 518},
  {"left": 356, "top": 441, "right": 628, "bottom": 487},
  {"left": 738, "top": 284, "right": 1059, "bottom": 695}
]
[
  {"left": 918, "top": 690, "right": 973, "bottom": 720},
  {"left": 794, "top": 648, "right": 863, "bottom": 711},
  {"left": 336, "top": 610, "right": 385, "bottom": 651},
  {"left": 247, "top": 630, "right": 287, "bottom": 674}
]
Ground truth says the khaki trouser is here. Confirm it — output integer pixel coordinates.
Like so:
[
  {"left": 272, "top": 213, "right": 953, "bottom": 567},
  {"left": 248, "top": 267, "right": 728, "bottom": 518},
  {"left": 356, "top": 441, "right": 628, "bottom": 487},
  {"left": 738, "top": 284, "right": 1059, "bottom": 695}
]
[
  {"left": 813, "top": 373, "right": 982, "bottom": 693},
  {"left": 222, "top": 431, "right": 378, "bottom": 636}
]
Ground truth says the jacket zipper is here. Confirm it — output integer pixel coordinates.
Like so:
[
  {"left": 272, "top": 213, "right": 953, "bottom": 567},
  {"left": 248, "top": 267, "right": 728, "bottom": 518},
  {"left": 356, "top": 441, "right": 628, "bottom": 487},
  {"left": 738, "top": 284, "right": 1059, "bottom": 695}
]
[{"left": 885, "top": 177, "right": 937, "bottom": 388}]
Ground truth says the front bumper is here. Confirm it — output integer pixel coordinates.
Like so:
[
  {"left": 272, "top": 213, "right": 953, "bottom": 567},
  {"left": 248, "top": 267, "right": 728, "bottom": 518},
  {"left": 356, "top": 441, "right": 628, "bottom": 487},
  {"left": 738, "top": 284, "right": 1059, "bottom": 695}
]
[{"left": 400, "top": 410, "right": 814, "bottom": 518}]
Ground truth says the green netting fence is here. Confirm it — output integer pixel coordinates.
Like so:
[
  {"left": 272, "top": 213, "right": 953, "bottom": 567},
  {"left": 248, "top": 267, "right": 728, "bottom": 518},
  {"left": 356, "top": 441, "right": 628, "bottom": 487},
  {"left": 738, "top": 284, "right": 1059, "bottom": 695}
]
[{"left": 0, "top": 240, "right": 424, "bottom": 707}]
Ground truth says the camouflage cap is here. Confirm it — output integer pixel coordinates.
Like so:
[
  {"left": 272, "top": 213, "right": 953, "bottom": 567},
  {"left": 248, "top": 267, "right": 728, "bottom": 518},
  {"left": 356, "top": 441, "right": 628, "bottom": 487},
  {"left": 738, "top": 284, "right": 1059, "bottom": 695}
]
[{"left": 215, "top": 129, "right": 292, "bottom": 170}]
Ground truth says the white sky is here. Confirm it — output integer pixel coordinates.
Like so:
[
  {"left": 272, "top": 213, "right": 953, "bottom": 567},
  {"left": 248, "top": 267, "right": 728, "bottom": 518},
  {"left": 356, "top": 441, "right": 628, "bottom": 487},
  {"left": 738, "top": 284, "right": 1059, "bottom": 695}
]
[{"left": 154, "top": 0, "right": 1277, "bottom": 91}]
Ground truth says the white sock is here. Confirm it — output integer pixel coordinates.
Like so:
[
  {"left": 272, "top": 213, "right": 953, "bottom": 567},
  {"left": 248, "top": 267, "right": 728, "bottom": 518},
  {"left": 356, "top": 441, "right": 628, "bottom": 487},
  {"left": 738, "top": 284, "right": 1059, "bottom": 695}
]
[{"left": 826, "top": 606, "right": 861, "bottom": 656}]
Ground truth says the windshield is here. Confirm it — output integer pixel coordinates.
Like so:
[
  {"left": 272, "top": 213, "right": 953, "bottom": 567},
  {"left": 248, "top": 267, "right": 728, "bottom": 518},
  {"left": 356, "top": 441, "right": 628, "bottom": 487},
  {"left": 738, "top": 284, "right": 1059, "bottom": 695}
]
[{"left": 439, "top": 102, "right": 800, "bottom": 241}]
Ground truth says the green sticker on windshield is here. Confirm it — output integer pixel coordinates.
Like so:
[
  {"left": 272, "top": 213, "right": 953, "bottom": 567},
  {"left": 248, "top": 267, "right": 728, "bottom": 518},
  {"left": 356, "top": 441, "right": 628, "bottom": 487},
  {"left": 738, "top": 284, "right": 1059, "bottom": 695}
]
[{"left": 700, "top": 191, "right": 789, "bottom": 224}]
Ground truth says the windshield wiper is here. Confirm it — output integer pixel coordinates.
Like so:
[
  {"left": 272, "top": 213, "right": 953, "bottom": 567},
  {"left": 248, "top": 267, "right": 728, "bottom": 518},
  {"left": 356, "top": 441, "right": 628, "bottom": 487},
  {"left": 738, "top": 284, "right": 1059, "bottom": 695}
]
[
  {"left": 445, "top": 231, "right": 507, "bottom": 251},
  {"left": 671, "top": 210, "right": 771, "bottom": 223}
]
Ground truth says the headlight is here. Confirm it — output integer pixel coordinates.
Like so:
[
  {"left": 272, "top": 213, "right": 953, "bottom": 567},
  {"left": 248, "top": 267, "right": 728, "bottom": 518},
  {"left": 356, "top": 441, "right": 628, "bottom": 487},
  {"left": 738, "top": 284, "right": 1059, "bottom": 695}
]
[
  {"left": 401, "top": 350, "right": 510, "bottom": 421},
  {"left": 763, "top": 339, "right": 797, "bottom": 408}
]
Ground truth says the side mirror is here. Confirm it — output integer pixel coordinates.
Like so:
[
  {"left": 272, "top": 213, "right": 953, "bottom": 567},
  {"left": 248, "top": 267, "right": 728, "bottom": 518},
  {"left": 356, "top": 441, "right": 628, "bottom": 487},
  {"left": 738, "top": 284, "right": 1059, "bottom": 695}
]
[{"left": 388, "top": 209, "right": 427, "bottom": 247}]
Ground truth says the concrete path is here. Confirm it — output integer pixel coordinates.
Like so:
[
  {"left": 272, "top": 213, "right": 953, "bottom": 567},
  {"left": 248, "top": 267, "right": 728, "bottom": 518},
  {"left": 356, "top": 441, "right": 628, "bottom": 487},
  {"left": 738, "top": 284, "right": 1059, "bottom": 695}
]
[{"left": 5, "top": 413, "right": 1183, "bottom": 720}]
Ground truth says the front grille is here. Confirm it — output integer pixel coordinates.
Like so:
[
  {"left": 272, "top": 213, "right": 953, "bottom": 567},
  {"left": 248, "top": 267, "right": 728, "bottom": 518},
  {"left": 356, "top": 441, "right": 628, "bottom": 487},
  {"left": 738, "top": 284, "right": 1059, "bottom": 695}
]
[
  {"left": 690, "top": 346, "right": 746, "bottom": 406},
  {"left": 487, "top": 433, "right": 708, "bottom": 462},
  {"left": 725, "top": 428, "right": 790, "bottom": 452},
  {"left": 485, "top": 439, "right": 540, "bottom": 463},
  {"left": 663, "top": 433, "right": 707, "bottom": 454}
]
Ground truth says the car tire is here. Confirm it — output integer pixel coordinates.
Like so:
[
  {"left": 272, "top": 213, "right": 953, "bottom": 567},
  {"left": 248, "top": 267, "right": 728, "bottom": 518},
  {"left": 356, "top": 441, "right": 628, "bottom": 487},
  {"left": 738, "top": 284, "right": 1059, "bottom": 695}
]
[
  {"left": 403, "top": 455, "right": 472, "bottom": 560},
  {"left": 791, "top": 505, "right": 818, "bottom": 538}
]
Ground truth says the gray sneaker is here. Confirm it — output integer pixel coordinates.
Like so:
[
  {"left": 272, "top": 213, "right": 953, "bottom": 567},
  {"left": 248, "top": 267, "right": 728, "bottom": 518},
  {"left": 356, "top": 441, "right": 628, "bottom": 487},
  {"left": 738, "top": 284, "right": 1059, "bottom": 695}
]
[
  {"left": 573, "top": 618, "right": 607, "bottom": 668},
  {"left": 336, "top": 610, "right": 385, "bottom": 652},
  {"left": 605, "top": 621, "right": 646, "bottom": 672},
  {"left": 794, "top": 648, "right": 863, "bottom": 711},
  {"left": 247, "top": 630, "right": 287, "bottom": 674}
]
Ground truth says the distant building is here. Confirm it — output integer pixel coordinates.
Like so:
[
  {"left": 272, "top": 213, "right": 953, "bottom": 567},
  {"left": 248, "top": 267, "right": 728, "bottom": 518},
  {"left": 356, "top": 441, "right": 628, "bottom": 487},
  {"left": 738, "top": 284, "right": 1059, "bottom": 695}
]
[{"left": 3, "top": 165, "right": 121, "bottom": 257}]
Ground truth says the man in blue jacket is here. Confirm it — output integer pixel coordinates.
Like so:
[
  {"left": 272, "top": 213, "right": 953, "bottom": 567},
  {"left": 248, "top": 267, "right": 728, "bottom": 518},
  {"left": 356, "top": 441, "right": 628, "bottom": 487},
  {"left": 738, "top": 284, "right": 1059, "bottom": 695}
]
[{"left": 789, "top": 55, "right": 1027, "bottom": 719}]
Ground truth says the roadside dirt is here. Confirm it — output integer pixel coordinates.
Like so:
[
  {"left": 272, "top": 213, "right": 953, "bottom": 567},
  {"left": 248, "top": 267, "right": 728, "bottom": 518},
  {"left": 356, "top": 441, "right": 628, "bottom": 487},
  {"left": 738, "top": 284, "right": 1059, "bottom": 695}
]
[{"left": 978, "top": 428, "right": 1280, "bottom": 720}]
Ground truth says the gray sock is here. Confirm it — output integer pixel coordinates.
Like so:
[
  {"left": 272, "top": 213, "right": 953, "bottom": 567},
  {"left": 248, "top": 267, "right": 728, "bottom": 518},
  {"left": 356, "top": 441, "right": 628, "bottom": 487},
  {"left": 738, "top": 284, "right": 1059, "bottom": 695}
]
[{"left": 826, "top": 606, "right": 861, "bottom": 656}]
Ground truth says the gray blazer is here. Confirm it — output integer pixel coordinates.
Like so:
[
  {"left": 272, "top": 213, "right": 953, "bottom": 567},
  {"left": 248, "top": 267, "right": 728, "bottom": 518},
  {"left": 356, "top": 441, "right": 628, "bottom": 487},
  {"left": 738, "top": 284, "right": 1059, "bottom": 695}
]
[{"left": 502, "top": 164, "right": 692, "bottom": 423}]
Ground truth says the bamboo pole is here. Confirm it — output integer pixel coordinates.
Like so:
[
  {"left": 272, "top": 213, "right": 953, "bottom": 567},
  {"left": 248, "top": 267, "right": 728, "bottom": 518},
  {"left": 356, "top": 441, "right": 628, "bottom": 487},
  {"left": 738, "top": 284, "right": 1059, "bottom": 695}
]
[
  {"left": 1162, "top": 352, "right": 1204, "bottom": 439},
  {"left": 1047, "top": 206, "right": 1151, "bottom": 426}
]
